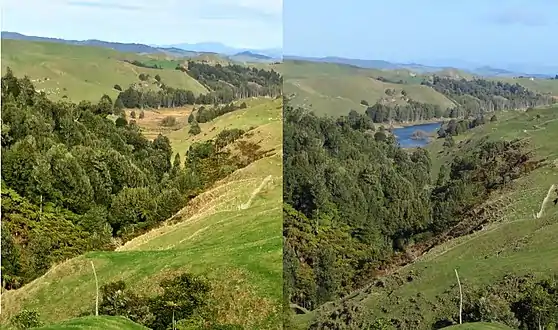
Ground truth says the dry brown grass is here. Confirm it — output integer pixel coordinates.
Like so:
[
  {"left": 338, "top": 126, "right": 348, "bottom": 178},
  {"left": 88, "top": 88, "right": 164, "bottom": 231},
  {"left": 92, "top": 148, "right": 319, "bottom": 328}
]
[{"left": 126, "top": 107, "right": 193, "bottom": 140}]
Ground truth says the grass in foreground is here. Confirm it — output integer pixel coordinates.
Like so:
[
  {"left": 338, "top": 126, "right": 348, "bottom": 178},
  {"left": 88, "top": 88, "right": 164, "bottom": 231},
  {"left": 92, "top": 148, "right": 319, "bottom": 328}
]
[
  {"left": 33, "top": 316, "right": 147, "bottom": 330},
  {"left": 441, "top": 323, "right": 512, "bottom": 330}
]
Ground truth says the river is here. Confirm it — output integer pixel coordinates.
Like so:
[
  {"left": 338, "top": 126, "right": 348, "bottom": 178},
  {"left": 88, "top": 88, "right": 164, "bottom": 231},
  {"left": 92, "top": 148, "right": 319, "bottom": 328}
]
[{"left": 392, "top": 122, "right": 442, "bottom": 148}]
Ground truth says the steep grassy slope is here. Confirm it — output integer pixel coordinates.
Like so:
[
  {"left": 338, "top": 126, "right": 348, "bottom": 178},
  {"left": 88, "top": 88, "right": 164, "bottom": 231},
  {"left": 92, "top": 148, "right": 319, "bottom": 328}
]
[
  {"left": 298, "top": 105, "right": 558, "bottom": 328},
  {"left": 34, "top": 316, "right": 147, "bottom": 330},
  {"left": 0, "top": 98, "right": 282, "bottom": 330},
  {"left": 283, "top": 60, "right": 455, "bottom": 117},
  {"left": 0, "top": 39, "right": 208, "bottom": 102}
]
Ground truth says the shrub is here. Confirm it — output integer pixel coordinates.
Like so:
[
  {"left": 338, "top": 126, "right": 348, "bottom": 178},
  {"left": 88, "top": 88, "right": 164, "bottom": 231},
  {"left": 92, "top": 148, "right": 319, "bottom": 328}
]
[
  {"left": 443, "top": 135, "right": 455, "bottom": 147},
  {"left": 374, "top": 131, "right": 387, "bottom": 142},
  {"left": 11, "top": 309, "right": 43, "bottom": 329},
  {"left": 115, "top": 117, "right": 127, "bottom": 127},
  {"left": 215, "top": 128, "right": 245, "bottom": 149},
  {"left": 189, "top": 121, "right": 201, "bottom": 135},
  {"left": 130, "top": 110, "right": 137, "bottom": 119},
  {"left": 360, "top": 100, "right": 369, "bottom": 106},
  {"left": 114, "top": 84, "right": 122, "bottom": 91},
  {"left": 161, "top": 116, "right": 177, "bottom": 127},
  {"left": 139, "top": 110, "right": 145, "bottom": 119},
  {"left": 490, "top": 114, "right": 498, "bottom": 122}
]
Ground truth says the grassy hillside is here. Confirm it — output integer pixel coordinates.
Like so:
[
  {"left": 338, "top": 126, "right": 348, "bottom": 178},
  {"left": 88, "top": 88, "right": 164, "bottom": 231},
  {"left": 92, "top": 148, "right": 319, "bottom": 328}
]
[
  {"left": 299, "top": 105, "right": 558, "bottom": 328},
  {"left": 441, "top": 323, "right": 513, "bottom": 330},
  {"left": 498, "top": 77, "right": 558, "bottom": 97},
  {"left": 0, "top": 39, "right": 208, "bottom": 102},
  {"left": 283, "top": 60, "right": 455, "bottom": 117},
  {"left": 0, "top": 98, "right": 283, "bottom": 329},
  {"left": 284, "top": 60, "right": 558, "bottom": 118},
  {"left": 34, "top": 316, "right": 147, "bottom": 330}
]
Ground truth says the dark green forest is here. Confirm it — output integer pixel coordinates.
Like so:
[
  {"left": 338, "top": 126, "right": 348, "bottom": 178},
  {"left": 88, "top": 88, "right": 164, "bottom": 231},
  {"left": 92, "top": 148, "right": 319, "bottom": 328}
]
[
  {"left": 0, "top": 68, "right": 270, "bottom": 291},
  {"left": 363, "top": 76, "right": 555, "bottom": 124},
  {"left": 116, "top": 62, "right": 282, "bottom": 109},
  {"left": 282, "top": 98, "right": 545, "bottom": 328}
]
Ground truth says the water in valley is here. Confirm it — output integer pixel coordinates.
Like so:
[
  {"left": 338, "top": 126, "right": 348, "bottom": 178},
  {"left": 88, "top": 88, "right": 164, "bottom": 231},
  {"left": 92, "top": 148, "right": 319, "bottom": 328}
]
[{"left": 392, "top": 122, "right": 442, "bottom": 148}]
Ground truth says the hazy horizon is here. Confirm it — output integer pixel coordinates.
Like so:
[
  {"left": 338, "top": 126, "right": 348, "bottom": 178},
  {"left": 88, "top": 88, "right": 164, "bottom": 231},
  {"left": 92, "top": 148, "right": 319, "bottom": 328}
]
[
  {"left": 0, "top": 0, "right": 282, "bottom": 49},
  {"left": 284, "top": 0, "right": 558, "bottom": 69}
]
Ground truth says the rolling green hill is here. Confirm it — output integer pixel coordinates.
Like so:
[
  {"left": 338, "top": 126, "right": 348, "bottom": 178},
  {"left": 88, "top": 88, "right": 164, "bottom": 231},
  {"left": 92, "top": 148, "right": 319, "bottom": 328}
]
[
  {"left": 0, "top": 97, "right": 283, "bottom": 329},
  {"left": 0, "top": 39, "right": 208, "bottom": 102},
  {"left": 283, "top": 60, "right": 456, "bottom": 117},
  {"left": 296, "top": 105, "right": 558, "bottom": 329},
  {"left": 283, "top": 60, "right": 558, "bottom": 119}
]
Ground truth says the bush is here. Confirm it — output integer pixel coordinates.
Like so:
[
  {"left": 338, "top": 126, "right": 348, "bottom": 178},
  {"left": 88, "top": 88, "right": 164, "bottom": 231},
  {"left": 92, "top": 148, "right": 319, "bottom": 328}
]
[
  {"left": 11, "top": 309, "right": 43, "bottom": 329},
  {"left": 138, "top": 73, "right": 149, "bottom": 81},
  {"left": 240, "top": 102, "right": 247, "bottom": 109},
  {"left": 443, "top": 135, "right": 455, "bottom": 147},
  {"left": 161, "top": 116, "right": 177, "bottom": 127},
  {"left": 115, "top": 117, "right": 127, "bottom": 127},
  {"left": 130, "top": 110, "right": 137, "bottom": 119},
  {"left": 490, "top": 114, "right": 498, "bottom": 122},
  {"left": 189, "top": 121, "right": 201, "bottom": 135},
  {"left": 374, "top": 131, "right": 387, "bottom": 142},
  {"left": 139, "top": 110, "right": 145, "bottom": 119},
  {"left": 215, "top": 128, "right": 245, "bottom": 149},
  {"left": 113, "top": 84, "right": 122, "bottom": 91},
  {"left": 360, "top": 99, "right": 369, "bottom": 106}
]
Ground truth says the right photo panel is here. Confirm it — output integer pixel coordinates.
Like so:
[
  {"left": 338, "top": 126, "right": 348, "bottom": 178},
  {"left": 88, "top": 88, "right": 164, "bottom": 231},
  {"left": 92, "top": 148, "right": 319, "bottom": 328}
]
[{"left": 283, "top": 0, "right": 558, "bottom": 329}]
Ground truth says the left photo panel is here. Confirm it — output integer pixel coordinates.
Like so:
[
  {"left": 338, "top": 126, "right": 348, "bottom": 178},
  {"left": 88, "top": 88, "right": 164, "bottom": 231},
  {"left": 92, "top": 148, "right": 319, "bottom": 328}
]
[{"left": 0, "top": 1, "right": 283, "bottom": 329}]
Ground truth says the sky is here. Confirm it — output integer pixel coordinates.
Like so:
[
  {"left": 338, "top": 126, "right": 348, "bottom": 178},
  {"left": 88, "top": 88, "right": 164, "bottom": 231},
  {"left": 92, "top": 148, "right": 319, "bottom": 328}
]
[
  {"left": 284, "top": 0, "right": 558, "bottom": 68},
  {"left": 0, "top": 0, "right": 282, "bottom": 49}
]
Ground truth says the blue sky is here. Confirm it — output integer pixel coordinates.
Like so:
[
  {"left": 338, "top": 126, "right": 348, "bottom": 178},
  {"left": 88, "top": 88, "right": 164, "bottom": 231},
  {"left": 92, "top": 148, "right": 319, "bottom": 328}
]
[
  {"left": 284, "top": 0, "right": 558, "bottom": 67},
  {"left": 0, "top": 0, "right": 282, "bottom": 49}
]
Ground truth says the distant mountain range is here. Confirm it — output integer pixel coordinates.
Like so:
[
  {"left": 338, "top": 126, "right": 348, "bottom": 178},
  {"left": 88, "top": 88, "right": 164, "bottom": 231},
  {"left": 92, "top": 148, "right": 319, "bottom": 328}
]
[
  {"left": 2, "top": 31, "right": 554, "bottom": 77},
  {"left": 1, "top": 31, "right": 281, "bottom": 63},
  {"left": 159, "top": 42, "right": 282, "bottom": 59},
  {"left": 284, "top": 55, "right": 556, "bottom": 79}
]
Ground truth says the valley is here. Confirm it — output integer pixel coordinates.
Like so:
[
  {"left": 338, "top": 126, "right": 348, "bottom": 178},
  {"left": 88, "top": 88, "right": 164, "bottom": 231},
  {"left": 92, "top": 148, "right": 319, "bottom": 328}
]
[
  {"left": 283, "top": 62, "right": 558, "bottom": 329},
  {"left": 0, "top": 37, "right": 283, "bottom": 330}
]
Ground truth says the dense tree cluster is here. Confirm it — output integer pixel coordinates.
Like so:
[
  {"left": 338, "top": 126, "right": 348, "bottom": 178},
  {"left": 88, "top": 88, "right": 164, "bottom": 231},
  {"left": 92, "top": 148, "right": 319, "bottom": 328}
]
[
  {"left": 365, "top": 100, "right": 444, "bottom": 123},
  {"left": 195, "top": 102, "right": 247, "bottom": 123},
  {"left": 186, "top": 61, "right": 282, "bottom": 99},
  {"left": 437, "top": 116, "right": 487, "bottom": 138},
  {"left": 115, "top": 61, "right": 282, "bottom": 109},
  {"left": 124, "top": 59, "right": 162, "bottom": 70},
  {"left": 422, "top": 76, "right": 555, "bottom": 117},
  {"left": 362, "top": 76, "right": 555, "bottom": 126},
  {"left": 116, "top": 84, "right": 196, "bottom": 109},
  {"left": 0, "top": 68, "right": 265, "bottom": 290},
  {"left": 283, "top": 100, "right": 539, "bottom": 314}
]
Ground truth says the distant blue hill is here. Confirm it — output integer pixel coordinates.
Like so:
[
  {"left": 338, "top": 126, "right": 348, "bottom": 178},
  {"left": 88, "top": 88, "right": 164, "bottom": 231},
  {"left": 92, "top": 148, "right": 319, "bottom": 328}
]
[
  {"left": 1, "top": 31, "right": 281, "bottom": 62},
  {"left": 283, "top": 54, "right": 554, "bottom": 78}
]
